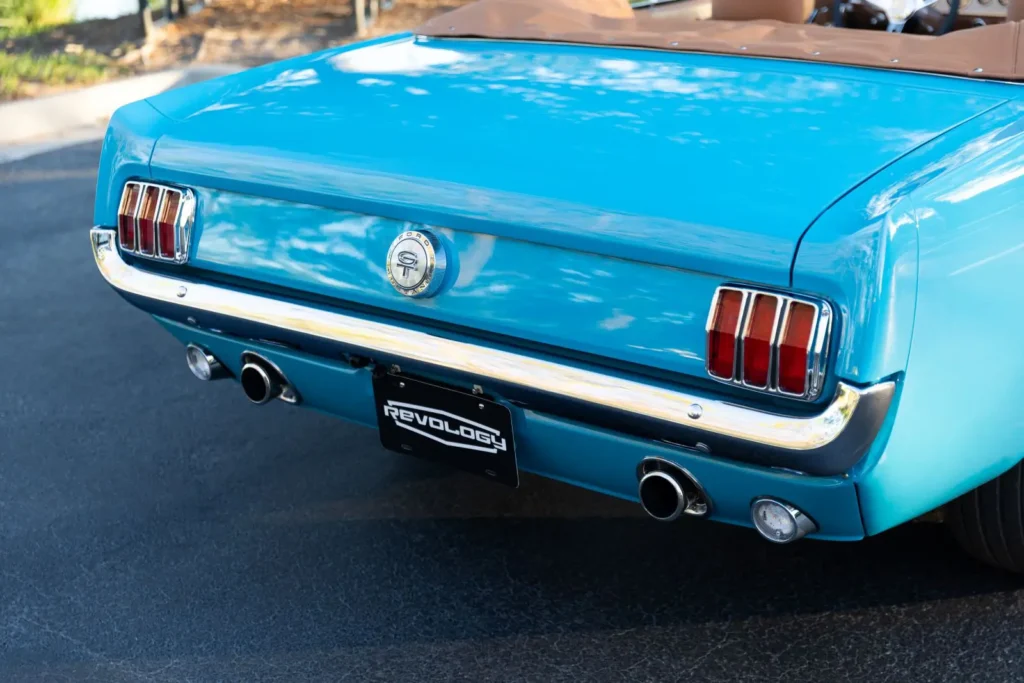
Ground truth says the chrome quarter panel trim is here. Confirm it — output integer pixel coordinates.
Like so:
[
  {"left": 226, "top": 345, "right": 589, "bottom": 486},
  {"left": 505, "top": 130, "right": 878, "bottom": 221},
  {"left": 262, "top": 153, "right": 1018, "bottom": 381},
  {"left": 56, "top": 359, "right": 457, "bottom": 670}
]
[
  {"left": 175, "top": 188, "right": 196, "bottom": 264},
  {"left": 92, "top": 228, "right": 894, "bottom": 469}
]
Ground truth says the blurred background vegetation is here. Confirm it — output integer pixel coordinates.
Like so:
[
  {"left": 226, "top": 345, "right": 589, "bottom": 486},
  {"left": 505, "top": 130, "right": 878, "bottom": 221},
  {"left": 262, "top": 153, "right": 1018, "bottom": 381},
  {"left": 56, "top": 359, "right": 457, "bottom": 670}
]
[
  {"left": 0, "top": 0, "right": 75, "bottom": 30},
  {"left": 0, "top": 0, "right": 462, "bottom": 101},
  {"left": 0, "top": 0, "right": 119, "bottom": 99}
]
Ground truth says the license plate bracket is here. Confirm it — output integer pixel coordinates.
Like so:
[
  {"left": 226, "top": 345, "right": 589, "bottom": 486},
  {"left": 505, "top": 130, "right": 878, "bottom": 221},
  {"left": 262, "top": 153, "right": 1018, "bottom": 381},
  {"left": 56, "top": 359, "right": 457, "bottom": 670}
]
[{"left": 373, "top": 373, "right": 519, "bottom": 487}]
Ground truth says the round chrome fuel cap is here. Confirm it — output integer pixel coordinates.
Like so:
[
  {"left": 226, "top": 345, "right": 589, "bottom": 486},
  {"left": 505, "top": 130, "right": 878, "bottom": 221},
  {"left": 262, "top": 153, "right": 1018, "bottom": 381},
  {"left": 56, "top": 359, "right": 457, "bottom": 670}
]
[{"left": 386, "top": 229, "right": 447, "bottom": 298}]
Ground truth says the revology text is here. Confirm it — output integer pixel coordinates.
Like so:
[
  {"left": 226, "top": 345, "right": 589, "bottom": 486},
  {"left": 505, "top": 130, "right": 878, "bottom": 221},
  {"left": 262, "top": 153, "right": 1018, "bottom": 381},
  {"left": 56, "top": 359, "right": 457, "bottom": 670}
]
[{"left": 383, "top": 402, "right": 507, "bottom": 453}]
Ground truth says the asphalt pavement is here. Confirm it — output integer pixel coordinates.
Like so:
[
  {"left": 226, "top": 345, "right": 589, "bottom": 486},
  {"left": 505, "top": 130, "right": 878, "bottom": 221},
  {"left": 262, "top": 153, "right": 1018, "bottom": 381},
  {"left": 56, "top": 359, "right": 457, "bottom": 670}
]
[{"left": 3, "top": 142, "right": 1024, "bottom": 683}]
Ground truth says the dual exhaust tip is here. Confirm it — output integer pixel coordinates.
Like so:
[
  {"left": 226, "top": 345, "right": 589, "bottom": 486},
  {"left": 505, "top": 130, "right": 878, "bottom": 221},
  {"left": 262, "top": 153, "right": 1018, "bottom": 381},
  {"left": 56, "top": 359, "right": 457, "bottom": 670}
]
[
  {"left": 240, "top": 361, "right": 284, "bottom": 405},
  {"left": 185, "top": 344, "right": 299, "bottom": 405},
  {"left": 637, "top": 457, "right": 816, "bottom": 543},
  {"left": 187, "top": 345, "right": 812, "bottom": 542},
  {"left": 637, "top": 457, "right": 710, "bottom": 523}
]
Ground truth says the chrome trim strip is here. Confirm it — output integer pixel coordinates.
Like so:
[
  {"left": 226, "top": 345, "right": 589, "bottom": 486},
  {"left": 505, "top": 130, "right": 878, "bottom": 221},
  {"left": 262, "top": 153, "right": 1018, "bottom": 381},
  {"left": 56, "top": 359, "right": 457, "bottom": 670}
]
[
  {"left": 91, "top": 228, "right": 893, "bottom": 457},
  {"left": 153, "top": 187, "right": 168, "bottom": 258},
  {"left": 130, "top": 183, "right": 143, "bottom": 253},
  {"left": 809, "top": 304, "right": 832, "bottom": 400},
  {"left": 175, "top": 189, "right": 196, "bottom": 264}
]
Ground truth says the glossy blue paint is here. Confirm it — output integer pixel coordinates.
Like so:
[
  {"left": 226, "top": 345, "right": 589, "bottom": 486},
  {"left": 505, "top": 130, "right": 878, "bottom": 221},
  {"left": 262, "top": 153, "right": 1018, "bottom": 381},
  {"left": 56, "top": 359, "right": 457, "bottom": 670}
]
[
  {"left": 190, "top": 188, "right": 718, "bottom": 380},
  {"left": 134, "top": 35, "right": 1008, "bottom": 289},
  {"left": 793, "top": 102, "right": 1024, "bottom": 386},
  {"left": 92, "top": 99, "right": 170, "bottom": 227},
  {"left": 158, "top": 318, "right": 865, "bottom": 540},
  {"left": 793, "top": 100, "right": 1024, "bottom": 532},
  {"left": 854, "top": 104, "right": 1024, "bottom": 535}
]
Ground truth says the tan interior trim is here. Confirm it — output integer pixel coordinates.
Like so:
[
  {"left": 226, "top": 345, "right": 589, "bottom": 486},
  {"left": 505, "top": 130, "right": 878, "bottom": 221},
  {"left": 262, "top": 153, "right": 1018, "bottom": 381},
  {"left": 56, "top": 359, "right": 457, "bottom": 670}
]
[{"left": 416, "top": 0, "right": 1024, "bottom": 82}]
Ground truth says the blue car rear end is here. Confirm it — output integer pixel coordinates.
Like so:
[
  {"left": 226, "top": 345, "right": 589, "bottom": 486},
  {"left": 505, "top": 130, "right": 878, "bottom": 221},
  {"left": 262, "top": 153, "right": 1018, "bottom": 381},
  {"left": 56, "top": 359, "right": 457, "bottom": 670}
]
[{"left": 91, "top": 32, "right": 1024, "bottom": 563}]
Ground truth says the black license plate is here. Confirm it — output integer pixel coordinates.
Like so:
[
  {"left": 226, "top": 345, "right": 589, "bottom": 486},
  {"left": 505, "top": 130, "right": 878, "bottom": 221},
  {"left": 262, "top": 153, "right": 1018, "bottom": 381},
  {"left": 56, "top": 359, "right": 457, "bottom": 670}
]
[{"left": 373, "top": 373, "right": 519, "bottom": 487}]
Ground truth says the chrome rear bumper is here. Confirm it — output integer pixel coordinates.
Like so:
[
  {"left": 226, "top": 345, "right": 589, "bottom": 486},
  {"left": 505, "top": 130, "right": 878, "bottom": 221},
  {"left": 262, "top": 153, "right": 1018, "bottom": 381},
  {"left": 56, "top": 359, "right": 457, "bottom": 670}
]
[{"left": 91, "top": 228, "right": 894, "bottom": 474}]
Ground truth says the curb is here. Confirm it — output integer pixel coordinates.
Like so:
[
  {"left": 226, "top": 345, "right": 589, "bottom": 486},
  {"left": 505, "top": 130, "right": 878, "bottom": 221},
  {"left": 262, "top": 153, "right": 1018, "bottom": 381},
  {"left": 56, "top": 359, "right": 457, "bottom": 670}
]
[{"left": 0, "top": 64, "right": 244, "bottom": 147}]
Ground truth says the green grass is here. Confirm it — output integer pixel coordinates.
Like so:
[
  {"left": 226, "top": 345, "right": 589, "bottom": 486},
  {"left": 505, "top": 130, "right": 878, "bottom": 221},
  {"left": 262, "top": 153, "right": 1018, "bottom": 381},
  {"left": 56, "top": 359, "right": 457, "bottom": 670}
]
[
  {"left": 0, "top": 0, "right": 73, "bottom": 29},
  {"left": 0, "top": 22, "right": 54, "bottom": 40},
  {"left": 0, "top": 49, "right": 118, "bottom": 99}
]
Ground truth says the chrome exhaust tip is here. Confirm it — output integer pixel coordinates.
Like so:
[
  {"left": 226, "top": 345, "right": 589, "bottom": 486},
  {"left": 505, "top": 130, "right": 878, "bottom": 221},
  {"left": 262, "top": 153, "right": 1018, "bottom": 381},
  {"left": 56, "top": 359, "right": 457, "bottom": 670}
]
[
  {"left": 239, "top": 351, "right": 300, "bottom": 405},
  {"left": 750, "top": 498, "right": 817, "bottom": 543},
  {"left": 636, "top": 457, "right": 711, "bottom": 521},
  {"left": 240, "top": 362, "right": 281, "bottom": 404},
  {"left": 185, "top": 344, "right": 228, "bottom": 381},
  {"left": 639, "top": 470, "right": 687, "bottom": 522}
]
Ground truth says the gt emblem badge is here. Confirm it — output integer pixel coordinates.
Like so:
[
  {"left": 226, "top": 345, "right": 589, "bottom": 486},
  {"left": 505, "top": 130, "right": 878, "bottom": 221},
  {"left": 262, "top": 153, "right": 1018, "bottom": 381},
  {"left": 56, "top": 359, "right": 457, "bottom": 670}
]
[{"left": 386, "top": 229, "right": 447, "bottom": 298}]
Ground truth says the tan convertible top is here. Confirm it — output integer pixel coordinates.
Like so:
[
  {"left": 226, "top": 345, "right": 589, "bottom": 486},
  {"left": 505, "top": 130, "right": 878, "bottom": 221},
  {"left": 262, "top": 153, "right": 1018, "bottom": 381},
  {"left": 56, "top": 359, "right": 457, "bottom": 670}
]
[{"left": 417, "top": 0, "right": 1024, "bottom": 82}]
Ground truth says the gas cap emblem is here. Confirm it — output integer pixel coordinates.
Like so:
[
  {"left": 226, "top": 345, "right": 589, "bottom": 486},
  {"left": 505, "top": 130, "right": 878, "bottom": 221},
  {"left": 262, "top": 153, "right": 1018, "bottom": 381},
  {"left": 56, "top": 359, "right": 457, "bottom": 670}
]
[{"left": 386, "top": 229, "right": 447, "bottom": 298}]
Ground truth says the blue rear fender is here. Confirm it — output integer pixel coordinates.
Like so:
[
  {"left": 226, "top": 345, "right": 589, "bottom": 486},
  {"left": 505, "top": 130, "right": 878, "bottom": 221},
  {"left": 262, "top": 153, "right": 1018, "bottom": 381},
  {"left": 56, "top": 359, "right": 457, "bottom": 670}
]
[
  {"left": 794, "top": 100, "right": 1024, "bottom": 535},
  {"left": 93, "top": 99, "right": 173, "bottom": 228}
]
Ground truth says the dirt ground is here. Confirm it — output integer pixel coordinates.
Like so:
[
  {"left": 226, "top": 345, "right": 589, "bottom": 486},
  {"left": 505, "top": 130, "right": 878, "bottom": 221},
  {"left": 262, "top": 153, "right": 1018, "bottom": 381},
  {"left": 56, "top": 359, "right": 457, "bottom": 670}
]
[
  {"left": 2, "top": 0, "right": 467, "bottom": 99},
  {"left": 149, "top": 0, "right": 468, "bottom": 67}
]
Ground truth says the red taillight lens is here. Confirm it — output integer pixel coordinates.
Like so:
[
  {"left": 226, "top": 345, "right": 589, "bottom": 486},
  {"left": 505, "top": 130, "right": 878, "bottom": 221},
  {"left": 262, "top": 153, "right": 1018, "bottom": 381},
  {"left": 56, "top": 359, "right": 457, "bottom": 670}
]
[
  {"left": 778, "top": 301, "right": 816, "bottom": 395},
  {"left": 116, "top": 182, "right": 193, "bottom": 264},
  {"left": 137, "top": 186, "right": 160, "bottom": 254},
  {"left": 706, "top": 286, "right": 831, "bottom": 401},
  {"left": 157, "top": 191, "right": 180, "bottom": 258},
  {"left": 742, "top": 294, "right": 778, "bottom": 388},
  {"left": 707, "top": 289, "right": 744, "bottom": 379},
  {"left": 117, "top": 183, "right": 139, "bottom": 250}
]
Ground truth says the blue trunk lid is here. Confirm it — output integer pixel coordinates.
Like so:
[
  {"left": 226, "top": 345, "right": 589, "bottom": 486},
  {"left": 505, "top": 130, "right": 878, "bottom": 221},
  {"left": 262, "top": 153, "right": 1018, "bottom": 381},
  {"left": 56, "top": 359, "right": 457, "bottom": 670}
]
[{"left": 143, "top": 35, "right": 1005, "bottom": 378}]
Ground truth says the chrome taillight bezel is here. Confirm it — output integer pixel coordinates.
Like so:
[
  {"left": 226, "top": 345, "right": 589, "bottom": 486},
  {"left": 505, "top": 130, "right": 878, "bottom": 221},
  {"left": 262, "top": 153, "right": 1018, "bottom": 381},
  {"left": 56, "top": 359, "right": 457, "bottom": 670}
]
[
  {"left": 116, "top": 181, "right": 195, "bottom": 264},
  {"left": 705, "top": 286, "right": 833, "bottom": 401}
]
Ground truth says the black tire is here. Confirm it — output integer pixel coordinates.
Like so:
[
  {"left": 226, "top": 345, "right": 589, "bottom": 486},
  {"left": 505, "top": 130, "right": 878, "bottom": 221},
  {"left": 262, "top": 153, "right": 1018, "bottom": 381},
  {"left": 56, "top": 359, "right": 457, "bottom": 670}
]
[{"left": 947, "top": 461, "right": 1024, "bottom": 573}]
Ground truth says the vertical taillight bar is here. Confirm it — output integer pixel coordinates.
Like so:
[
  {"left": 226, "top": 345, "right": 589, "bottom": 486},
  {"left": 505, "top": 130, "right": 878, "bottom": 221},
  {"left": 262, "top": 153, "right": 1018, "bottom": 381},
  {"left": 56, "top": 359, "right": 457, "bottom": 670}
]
[
  {"left": 157, "top": 190, "right": 181, "bottom": 259},
  {"left": 117, "top": 183, "right": 140, "bottom": 251},
  {"left": 137, "top": 186, "right": 161, "bottom": 255},
  {"left": 777, "top": 301, "right": 817, "bottom": 396},
  {"left": 741, "top": 294, "right": 780, "bottom": 388},
  {"left": 706, "top": 289, "right": 745, "bottom": 380},
  {"left": 706, "top": 287, "right": 831, "bottom": 401}
]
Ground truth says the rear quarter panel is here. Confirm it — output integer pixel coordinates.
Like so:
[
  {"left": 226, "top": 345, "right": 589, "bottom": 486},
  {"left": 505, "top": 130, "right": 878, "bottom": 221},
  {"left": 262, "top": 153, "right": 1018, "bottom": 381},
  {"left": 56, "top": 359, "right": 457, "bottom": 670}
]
[
  {"left": 92, "top": 100, "right": 172, "bottom": 227},
  {"left": 795, "top": 100, "right": 1024, "bottom": 534}
]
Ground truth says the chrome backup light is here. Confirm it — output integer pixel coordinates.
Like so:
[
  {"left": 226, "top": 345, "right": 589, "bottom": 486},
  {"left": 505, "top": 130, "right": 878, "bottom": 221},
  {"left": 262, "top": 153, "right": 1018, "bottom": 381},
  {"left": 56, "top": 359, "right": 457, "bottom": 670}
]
[
  {"left": 750, "top": 498, "right": 816, "bottom": 543},
  {"left": 117, "top": 181, "right": 195, "bottom": 264},
  {"left": 185, "top": 344, "right": 227, "bottom": 381},
  {"left": 705, "top": 286, "right": 832, "bottom": 401}
]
